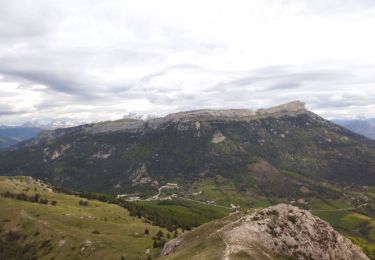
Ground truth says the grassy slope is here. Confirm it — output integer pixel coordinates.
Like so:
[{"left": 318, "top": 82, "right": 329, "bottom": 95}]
[
  {"left": 161, "top": 212, "right": 291, "bottom": 260},
  {"left": 0, "top": 176, "right": 168, "bottom": 260},
  {"left": 161, "top": 213, "right": 241, "bottom": 260},
  {"left": 1, "top": 175, "right": 374, "bottom": 259}
]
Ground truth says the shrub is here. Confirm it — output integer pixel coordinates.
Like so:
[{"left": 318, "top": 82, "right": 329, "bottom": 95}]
[
  {"left": 39, "top": 198, "right": 48, "bottom": 204},
  {"left": 51, "top": 200, "right": 57, "bottom": 206},
  {"left": 79, "top": 200, "right": 88, "bottom": 206}
]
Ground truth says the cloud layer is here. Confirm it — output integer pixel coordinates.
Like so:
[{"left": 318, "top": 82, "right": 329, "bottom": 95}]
[{"left": 0, "top": 0, "right": 375, "bottom": 124}]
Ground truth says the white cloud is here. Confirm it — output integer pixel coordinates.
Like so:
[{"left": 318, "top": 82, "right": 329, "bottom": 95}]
[{"left": 0, "top": 0, "right": 375, "bottom": 124}]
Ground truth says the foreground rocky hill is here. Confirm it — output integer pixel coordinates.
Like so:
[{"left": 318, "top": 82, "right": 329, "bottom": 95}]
[
  {"left": 0, "top": 101, "right": 374, "bottom": 203},
  {"left": 161, "top": 204, "right": 369, "bottom": 260}
]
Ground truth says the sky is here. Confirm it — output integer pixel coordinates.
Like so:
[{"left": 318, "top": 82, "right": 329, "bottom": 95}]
[{"left": 0, "top": 0, "right": 375, "bottom": 125}]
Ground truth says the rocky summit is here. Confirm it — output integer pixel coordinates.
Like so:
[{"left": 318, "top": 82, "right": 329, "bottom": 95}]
[{"left": 162, "top": 204, "right": 369, "bottom": 260}]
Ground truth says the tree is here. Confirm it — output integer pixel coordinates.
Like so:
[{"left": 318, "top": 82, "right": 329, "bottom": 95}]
[
  {"left": 144, "top": 228, "right": 149, "bottom": 235},
  {"left": 156, "top": 230, "right": 164, "bottom": 239},
  {"left": 31, "top": 193, "right": 41, "bottom": 203},
  {"left": 51, "top": 200, "right": 57, "bottom": 206}
]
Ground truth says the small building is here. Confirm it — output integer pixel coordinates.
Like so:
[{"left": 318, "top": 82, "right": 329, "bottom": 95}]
[{"left": 166, "top": 183, "right": 179, "bottom": 188}]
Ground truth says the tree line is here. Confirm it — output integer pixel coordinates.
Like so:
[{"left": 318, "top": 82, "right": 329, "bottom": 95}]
[{"left": 1, "top": 191, "right": 56, "bottom": 206}]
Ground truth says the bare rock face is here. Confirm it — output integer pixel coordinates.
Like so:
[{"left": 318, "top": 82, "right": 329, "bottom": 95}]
[
  {"left": 131, "top": 164, "right": 153, "bottom": 185},
  {"left": 161, "top": 237, "right": 183, "bottom": 256},
  {"left": 222, "top": 204, "right": 368, "bottom": 260},
  {"left": 211, "top": 131, "right": 226, "bottom": 144}
]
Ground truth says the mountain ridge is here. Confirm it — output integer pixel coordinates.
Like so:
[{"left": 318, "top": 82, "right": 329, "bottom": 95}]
[
  {"left": 24, "top": 101, "right": 310, "bottom": 138},
  {"left": 1, "top": 101, "right": 374, "bottom": 196}
]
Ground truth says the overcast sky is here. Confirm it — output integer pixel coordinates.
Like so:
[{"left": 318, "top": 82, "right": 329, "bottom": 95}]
[{"left": 0, "top": 0, "right": 375, "bottom": 125}]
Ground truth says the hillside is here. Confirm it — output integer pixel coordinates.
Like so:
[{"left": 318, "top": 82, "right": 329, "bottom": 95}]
[
  {"left": 0, "top": 176, "right": 171, "bottom": 260},
  {"left": 161, "top": 204, "right": 369, "bottom": 260},
  {"left": 0, "top": 101, "right": 374, "bottom": 208}
]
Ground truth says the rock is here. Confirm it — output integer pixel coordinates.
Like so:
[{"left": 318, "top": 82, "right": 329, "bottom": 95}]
[
  {"left": 211, "top": 131, "right": 226, "bottom": 144},
  {"left": 161, "top": 237, "right": 183, "bottom": 256},
  {"left": 131, "top": 164, "right": 154, "bottom": 185},
  {"left": 91, "top": 150, "right": 112, "bottom": 159}
]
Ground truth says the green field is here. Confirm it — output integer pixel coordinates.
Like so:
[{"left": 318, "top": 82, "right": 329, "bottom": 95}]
[
  {"left": 0, "top": 176, "right": 169, "bottom": 260},
  {"left": 305, "top": 197, "right": 375, "bottom": 259},
  {"left": 135, "top": 198, "right": 231, "bottom": 229}
]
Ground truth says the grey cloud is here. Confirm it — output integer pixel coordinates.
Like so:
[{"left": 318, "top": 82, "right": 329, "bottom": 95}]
[
  {"left": 0, "top": 0, "right": 375, "bottom": 124},
  {"left": 0, "top": 104, "right": 28, "bottom": 116}
]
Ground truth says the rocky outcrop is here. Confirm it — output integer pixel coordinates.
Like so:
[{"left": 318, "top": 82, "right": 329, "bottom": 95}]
[
  {"left": 91, "top": 150, "right": 112, "bottom": 159},
  {"left": 222, "top": 204, "right": 368, "bottom": 260},
  {"left": 44, "top": 144, "right": 71, "bottom": 161},
  {"left": 163, "top": 204, "right": 369, "bottom": 260},
  {"left": 211, "top": 131, "right": 226, "bottom": 144},
  {"left": 131, "top": 164, "right": 153, "bottom": 186},
  {"left": 161, "top": 237, "right": 183, "bottom": 256}
]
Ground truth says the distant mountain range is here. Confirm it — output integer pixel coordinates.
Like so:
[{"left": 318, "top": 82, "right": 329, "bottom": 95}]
[
  {"left": 0, "top": 120, "right": 85, "bottom": 150},
  {"left": 0, "top": 126, "right": 44, "bottom": 150},
  {"left": 1, "top": 114, "right": 373, "bottom": 150},
  {"left": 333, "top": 118, "right": 375, "bottom": 140},
  {"left": 0, "top": 101, "right": 374, "bottom": 208}
]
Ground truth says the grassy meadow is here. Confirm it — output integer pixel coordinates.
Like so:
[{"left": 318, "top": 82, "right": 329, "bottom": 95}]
[{"left": 0, "top": 176, "right": 168, "bottom": 260}]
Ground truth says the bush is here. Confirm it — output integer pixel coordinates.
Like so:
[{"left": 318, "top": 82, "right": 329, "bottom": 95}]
[
  {"left": 1, "top": 191, "right": 49, "bottom": 205},
  {"left": 39, "top": 198, "right": 48, "bottom": 204},
  {"left": 51, "top": 200, "right": 57, "bottom": 206},
  {"left": 79, "top": 200, "right": 88, "bottom": 206}
]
